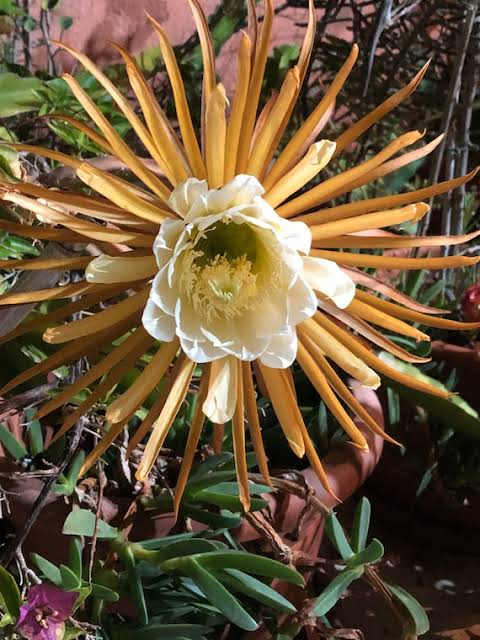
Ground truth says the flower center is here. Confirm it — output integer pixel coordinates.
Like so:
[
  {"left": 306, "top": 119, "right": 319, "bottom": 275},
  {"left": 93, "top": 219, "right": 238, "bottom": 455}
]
[
  {"left": 34, "top": 606, "right": 58, "bottom": 629},
  {"left": 180, "top": 250, "right": 259, "bottom": 322}
]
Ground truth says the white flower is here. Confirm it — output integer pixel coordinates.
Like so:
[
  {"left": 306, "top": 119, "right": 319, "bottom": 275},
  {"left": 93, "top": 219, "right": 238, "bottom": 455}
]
[{"left": 141, "top": 174, "right": 355, "bottom": 367}]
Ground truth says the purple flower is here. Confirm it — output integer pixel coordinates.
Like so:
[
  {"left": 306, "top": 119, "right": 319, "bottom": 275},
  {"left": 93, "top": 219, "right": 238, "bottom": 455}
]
[{"left": 17, "top": 583, "right": 77, "bottom": 640}]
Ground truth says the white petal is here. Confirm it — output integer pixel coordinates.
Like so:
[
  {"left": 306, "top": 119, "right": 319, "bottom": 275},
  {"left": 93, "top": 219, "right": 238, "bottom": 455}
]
[
  {"left": 275, "top": 219, "right": 312, "bottom": 255},
  {"left": 142, "top": 299, "right": 176, "bottom": 342},
  {"left": 287, "top": 273, "right": 318, "bottom": 324},
  {"left": 152, "top": 219, "right": 184, "bottom": 267},
  {"left": 168, "top": 178, "right": 208, "bottom": 217},
  {"left": 206, "top": 174, "right": 265, "bottom": 212},
  {"left": 149, "top": 268, "right": 177, "bottom": 315},
  {"left": 180, "top": 336, "right": 225, "bottom": 363},
  {"left": 302, "top": 256, "right": 355, "bottom": 309},
  {"left": 260, "top": 329, "right": 298, "bottom": 368},
  {"left": 202, "top": 356, "right": 238, "bottom": 422}
]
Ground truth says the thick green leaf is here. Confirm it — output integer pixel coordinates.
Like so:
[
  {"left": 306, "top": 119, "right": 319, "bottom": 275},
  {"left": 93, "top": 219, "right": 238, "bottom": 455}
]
[
  {"left": 351, "top": 497, "right": 371, "bottom": 553},
  {"left": 195, "top": 489, "right": 267, "bottom": 512},
  {"left": 139, "top": 532, "right": 199, "bottom": 550},
  {"left": 62, "top": 509, "right": 118, "bottom": 540},
  {"left": 217, "top": 568, "right": 296, "bottom": 614},
  {"left": 379, "top": 352, "right": 480, "bottom": 439},
  {"left": 388, "top": 583, "right": 430, "bottom": 636},
  {"left": 120, "top": 546, "right": 148, "bottom": 626},
  {"left": 68, "top": 537, "right": 83, "bottom": 579},
  {"left": 325, "top": 512, "right": 354, "bottom": 560},
  {"left": 0, "top": 565, "right": 21, "bottom": 620},
  {"left": 347, "top": 539, "right": 384, "bottom": 568},
  {"left": 175, "top": 551, "right": 304, "bottom": 586},
  {"left": 0, "top": 423, "right": 27, "bottom": 460},
  {"left": 0, "top": 73, "right": 44, "bottom": 117},
  {"left": 89, "top": 583, "right": 119, "bottom": 603},
  {"left": 186, "top": 558, "right": 258, "bottom": 631},
  {"left": 312, "top": 566, "right": 364, "bottom": 617},
  {"left": 60, "top": 565, "right": 81, "bottom": 590},
  {"left": 31, "top": 553, "right": 61, "bottom": 585},
  {"left": 186, "top": 471, "right": 237, "bottom": 496},
  {"left": 154, "top": 539, "right": 220, "bottom": 562},
  {"left": 110, "top": 623, "right": 211, "bottom": 640},
  {"left": 26, "top": 418, "right": 43, "bottom": 456},
  {"left": 181, "top": 504, "right": 242, "bottom": 529},
  {"left": 274, "top": 624, "right": 302, "bottom": 640}
]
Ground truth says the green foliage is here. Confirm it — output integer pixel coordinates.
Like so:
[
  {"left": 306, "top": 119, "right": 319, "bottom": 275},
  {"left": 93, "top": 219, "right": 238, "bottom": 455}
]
[
  {"left": 62, "top": 509, "right": 119, "bottom": 539},
  {"left": 317, "top": 499, "right": 429, "bottom": 635},
  {"left": 0, "top": 565, "right": 21, "bottom": 627},
  {"left": 379, "top": 351, "right": 480, "bottom": 440},
  {"left": 0, "top": 73, "right": 43, "bottom": 116}
]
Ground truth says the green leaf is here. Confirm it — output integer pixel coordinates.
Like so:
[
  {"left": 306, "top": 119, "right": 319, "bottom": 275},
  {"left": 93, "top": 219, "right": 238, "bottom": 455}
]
[
  {"left": 59, "top": 15, "right": 73, "bottom": 30},
  {"left": 351, "top": 497, "right": 371, "bottom": 553},
  {"left": 26, "top": 418, "right": 43, "bottom": 457},
  {"left": 139, "top": 532, "right": 199, "bottom": 550},
  {"left": 325, "top": 512, "right": 354, "bottom": 560},
  {"left": 0, "top": 423, "right": 28, "bottom": 460},
  {"left": 186, "top": 471, "right": 237, "bottom": 496},
  {"left": 63, "top": 627, "right": 84, "bottom": 640},
  {"left": 0, "top": 565, "right": 21, "bottom": 621},
  {"left": 175, "top": 551, "right": 304, "bottom": 586},
  {"left": 217, "top": 568, "right": 296, "bottom": 614},
  {"left": 23, "top": 15, "right": 36, "bottom": 31},
  {"left": 379, "top": 352, "right": 480, "bottom": 440},
  {"left": 60, "top": 565, "right": 81, "bottom": 590},
  {"left": 31, "top": 553, "right": 61, "bottom": 585},
  {"left": 312, "top": 566, "right": 364, "bottom": 617},
  {"left": 62, "top": 509, "right": 119, "bottom": 539},
  {"left": 119, "top": 546, "right": 148, "bottom": 626},
  {"left": 388, "top": 583, "right": 430, "bottom": 636},
  {"left": 0, "top": 73, "right": 44, "bottom": 117},
  {"left": 68, "top": 537, "right": 82, "bottom": 579},
  {"left": 89, "top": 583, "right": 119, "bottom": 602},
  {"left": 195, "top": 488, "right": 267, "bottom": 512},
  {"left": 347, "top": 539, "right": 384, "bottom": 568},
  {"left": 181, "top": 504, "right": 242, "bottom": 529},
  {"left": 187, "top": 558, "right": 258, "bottom": 631},
  {"left": 110, "top": 623, "right": 211, "bottom": 640},
  {"left": 154, "top": 539, "right": 220, "bottom": 562}
]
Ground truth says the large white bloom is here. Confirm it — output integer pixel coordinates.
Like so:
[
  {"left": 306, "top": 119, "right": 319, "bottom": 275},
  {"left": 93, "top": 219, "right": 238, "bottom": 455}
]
[{"left": 142, "top": 175, "right": 355, "bottom": 367}]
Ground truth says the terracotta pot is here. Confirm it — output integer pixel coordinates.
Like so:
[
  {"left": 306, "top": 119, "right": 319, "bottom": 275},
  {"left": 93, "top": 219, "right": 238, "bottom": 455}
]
[
  {"left": 431, "top": 340, "right": 480, "bottom": 412},
  {"left": 0, "top": 384, "right": 384, "bottom": 565}
]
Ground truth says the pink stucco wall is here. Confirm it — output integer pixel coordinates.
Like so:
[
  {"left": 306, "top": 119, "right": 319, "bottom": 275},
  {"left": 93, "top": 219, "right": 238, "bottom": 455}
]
[{"left": 32, "top": 0, "right": 354, "bottom": 82}]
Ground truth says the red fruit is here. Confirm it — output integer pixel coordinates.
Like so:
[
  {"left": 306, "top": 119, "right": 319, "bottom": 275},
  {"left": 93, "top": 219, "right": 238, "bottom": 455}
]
[{"left": 462, "top": 284, "right": 480, "bottom": 322}]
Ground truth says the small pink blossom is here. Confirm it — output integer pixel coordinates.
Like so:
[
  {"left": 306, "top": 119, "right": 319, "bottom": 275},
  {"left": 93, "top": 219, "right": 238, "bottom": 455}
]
[{"left": 17, "top": 584, "right": 77, "bottom": 640}]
